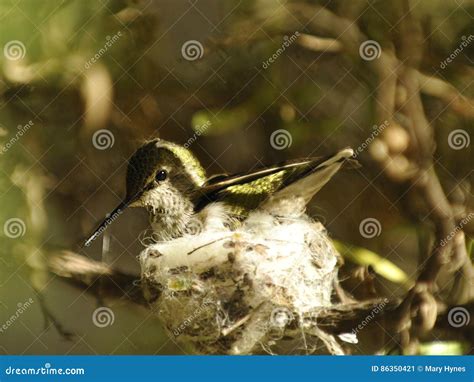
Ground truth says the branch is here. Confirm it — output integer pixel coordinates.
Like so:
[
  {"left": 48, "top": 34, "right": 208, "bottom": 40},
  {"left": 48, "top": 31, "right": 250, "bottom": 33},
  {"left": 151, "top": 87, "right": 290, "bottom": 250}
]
[
  {"left": 46, "top": 250, "right": 146, "bottom": 306},
  {"left": 218, "top": 2, "right": 474, "bottom": 118}
]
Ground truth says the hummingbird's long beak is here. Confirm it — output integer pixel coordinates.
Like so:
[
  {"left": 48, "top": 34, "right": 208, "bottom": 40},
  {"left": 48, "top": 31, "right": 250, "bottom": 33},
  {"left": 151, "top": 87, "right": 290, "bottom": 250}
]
[{"left": 83, "top": 200, "right": 129, "bottom": 247}]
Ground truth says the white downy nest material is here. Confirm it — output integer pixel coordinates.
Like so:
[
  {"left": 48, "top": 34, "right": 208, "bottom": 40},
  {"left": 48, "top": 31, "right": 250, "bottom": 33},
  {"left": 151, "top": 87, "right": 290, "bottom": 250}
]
[{"left": 139, "top": 212, "right": 344, "bottom": 354}]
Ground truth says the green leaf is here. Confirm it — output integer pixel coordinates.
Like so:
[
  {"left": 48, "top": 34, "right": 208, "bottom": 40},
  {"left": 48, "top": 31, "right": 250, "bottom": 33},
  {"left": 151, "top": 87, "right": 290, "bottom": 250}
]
[
  {"left": 334, "top": 240, "right": 411, "bottom": 285},
  {"left": 191, "top": 108, "right": 250, "bottom": 135},
  {"left": 418, "top": 341, "right": 467, "bottom": 355}
]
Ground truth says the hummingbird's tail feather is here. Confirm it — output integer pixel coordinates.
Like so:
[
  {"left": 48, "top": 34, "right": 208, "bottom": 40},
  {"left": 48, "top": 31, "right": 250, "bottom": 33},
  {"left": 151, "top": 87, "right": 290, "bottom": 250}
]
[
  {"left": 196, "top": 147, "right": 357, "bottom": 217},
  {"left": 260, "top": 148, "right": 356, "bottom": 215}
]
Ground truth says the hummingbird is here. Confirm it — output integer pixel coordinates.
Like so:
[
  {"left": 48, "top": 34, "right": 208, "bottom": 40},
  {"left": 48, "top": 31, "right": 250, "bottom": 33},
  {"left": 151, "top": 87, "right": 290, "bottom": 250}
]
[{"left": 83, "top": 138, "right": 355, "bottom": 247}]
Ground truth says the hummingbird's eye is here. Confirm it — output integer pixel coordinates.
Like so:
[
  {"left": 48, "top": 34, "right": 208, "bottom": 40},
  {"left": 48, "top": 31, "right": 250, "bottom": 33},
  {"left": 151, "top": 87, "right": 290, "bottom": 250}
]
[{"left": 155, "top": 170, "right": 167, "bottom": 182}]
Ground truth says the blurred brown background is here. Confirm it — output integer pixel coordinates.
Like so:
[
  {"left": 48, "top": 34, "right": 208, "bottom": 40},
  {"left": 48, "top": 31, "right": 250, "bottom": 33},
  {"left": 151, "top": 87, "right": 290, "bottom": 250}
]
[{"left": 0, "top": 0, "right": 472, "bottom": 354}]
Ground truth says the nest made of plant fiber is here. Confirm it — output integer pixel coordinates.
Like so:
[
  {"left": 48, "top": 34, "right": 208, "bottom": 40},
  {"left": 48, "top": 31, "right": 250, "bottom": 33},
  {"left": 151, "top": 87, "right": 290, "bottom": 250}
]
[{"left": 140, "top": 211, "right": 345, "bottom": 354}]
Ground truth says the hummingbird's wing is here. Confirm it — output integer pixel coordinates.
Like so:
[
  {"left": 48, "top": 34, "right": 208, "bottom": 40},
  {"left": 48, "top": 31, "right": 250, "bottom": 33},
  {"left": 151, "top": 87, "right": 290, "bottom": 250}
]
[{"left": 196, "top": 148, "right": 356, "bottom": 216}]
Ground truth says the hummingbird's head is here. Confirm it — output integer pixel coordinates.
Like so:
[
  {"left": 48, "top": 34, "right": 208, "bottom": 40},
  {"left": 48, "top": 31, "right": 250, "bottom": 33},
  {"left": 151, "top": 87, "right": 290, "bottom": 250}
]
[
  {"left": 125, "top": 139, "right": 206, "bottom": 211},
  {"left": 83, "top": 139, "right": 206, "bottom": 246}
]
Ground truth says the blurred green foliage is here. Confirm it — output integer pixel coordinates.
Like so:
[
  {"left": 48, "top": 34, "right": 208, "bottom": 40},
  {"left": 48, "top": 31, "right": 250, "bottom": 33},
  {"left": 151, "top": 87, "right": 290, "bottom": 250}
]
[{"left": 0, "top": 0, "right": 472, "bottom": 355}]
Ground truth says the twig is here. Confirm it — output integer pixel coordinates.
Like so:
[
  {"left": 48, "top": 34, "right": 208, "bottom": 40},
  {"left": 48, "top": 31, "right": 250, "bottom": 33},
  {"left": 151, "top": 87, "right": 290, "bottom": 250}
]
[{"left": 46, "top": 250, "right": 146, "bottom": 306}]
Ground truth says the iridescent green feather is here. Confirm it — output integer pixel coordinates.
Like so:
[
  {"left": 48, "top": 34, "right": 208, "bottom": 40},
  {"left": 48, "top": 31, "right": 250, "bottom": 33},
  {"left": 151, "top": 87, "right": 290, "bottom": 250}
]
[
  {"left": 161, "top": 141, "right": 207, "bottom": 186},
  {"left": 221, "top": 171, "right": 286, "bottom": 215},
  {"left": 196, "top": 148, "right": 355, "bottom": 217}
]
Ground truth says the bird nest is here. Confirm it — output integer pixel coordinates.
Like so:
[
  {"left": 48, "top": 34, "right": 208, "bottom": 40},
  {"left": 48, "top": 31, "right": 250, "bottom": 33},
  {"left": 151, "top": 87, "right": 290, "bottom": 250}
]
[{"left": 139, "top": 212, "right": 345, "bottom": 354}]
